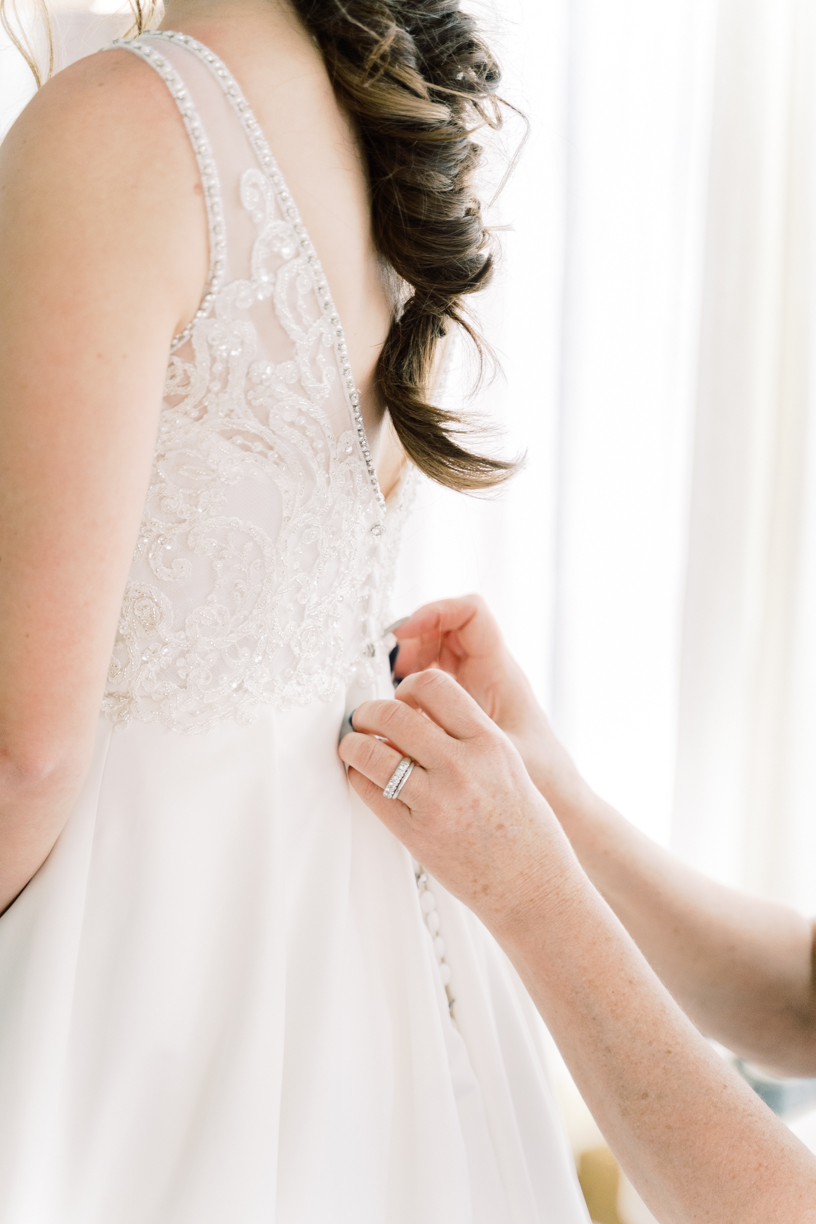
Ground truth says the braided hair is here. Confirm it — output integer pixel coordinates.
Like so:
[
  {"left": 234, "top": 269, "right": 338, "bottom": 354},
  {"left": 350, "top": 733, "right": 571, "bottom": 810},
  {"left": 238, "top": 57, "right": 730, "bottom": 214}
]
[{"left": 292, "top": 0, "right": 516, "bottom": 490}]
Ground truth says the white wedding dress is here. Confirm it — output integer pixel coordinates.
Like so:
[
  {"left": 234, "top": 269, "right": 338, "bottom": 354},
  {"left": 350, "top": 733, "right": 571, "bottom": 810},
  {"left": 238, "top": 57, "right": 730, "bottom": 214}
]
[{"left": 0, "top": 32, "right": 589, "bottom": 1224}]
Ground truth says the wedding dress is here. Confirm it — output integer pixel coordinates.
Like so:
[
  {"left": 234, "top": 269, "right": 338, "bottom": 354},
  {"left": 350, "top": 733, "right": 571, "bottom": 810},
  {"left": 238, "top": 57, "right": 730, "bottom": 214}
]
[{"left": 0, "top": 31, "right": 589, "bottom": 1224}]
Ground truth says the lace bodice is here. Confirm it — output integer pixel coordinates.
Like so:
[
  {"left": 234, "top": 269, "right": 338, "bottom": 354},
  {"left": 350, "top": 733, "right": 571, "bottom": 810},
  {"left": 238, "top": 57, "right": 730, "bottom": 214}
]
[{"left": 102, "top": 32, "right": 411, "bottom": 734}]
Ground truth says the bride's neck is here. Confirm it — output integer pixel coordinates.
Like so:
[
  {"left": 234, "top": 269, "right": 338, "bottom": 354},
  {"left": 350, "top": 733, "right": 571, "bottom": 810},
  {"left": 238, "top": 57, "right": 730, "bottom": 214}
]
[
  {"left": 161, "top": 0, "right": 296, "bottom": 32},
  {"left": 158, "top": 0, "right": 316, "bottom": 72}
]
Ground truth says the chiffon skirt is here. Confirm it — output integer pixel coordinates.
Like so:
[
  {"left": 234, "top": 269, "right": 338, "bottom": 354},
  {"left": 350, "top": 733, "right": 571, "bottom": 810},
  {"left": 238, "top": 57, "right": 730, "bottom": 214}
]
[{"left": 0, "top": 663, "right": 588, "bottom": 1223}]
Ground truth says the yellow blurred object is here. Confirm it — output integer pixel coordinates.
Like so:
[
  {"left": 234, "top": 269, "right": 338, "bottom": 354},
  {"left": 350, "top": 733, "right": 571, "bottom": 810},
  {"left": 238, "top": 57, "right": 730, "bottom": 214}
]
[{"left": 577, "top": 1146, "right": 623, "bottom": 1224}]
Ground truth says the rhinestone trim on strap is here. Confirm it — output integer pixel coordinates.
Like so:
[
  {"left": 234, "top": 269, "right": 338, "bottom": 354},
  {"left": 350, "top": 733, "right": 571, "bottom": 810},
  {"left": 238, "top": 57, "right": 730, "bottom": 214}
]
[
  {"left": 140, "top": 30, "right": 386, "bottom": 520},
  {"left": 111, "top": 38, "right": 226, "bottom": 353}
]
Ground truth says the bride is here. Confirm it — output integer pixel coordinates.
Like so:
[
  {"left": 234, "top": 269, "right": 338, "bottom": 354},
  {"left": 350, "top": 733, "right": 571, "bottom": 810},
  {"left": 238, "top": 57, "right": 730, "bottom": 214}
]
[{"left": 0, "top": 2, "right": 589, "bottom": 1220}]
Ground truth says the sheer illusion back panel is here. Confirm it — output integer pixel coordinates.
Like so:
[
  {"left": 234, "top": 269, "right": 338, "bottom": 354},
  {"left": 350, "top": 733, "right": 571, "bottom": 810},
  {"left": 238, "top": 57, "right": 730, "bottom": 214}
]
[{"left": 105, "top": 34, "right": 395, "bottom": 734}]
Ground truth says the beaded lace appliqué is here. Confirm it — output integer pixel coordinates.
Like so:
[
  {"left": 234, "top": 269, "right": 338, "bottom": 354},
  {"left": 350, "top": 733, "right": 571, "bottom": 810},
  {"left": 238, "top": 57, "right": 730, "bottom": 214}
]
[{"left": 103, "top": 33, "right": 409, "bottom": 733}]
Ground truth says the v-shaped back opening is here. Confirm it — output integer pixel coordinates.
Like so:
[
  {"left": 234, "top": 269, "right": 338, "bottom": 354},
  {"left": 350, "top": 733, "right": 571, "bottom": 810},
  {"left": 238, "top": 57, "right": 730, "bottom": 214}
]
[{"left": 115, "top": 29, "right": 389, "bottom": 519}]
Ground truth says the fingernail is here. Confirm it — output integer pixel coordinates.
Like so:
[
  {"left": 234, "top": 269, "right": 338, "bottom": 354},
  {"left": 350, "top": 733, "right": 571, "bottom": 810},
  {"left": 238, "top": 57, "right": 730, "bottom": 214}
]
[
  {"left": 384, "top": 617, "right": 409, "bottom": 636},
  {"left": 338, "top": 708, "right": 357, "bottom": 742}
]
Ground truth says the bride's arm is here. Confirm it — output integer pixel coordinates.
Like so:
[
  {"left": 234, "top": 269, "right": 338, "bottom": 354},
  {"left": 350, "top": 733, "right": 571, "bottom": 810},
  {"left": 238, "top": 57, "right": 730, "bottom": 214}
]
[
  {"left": 339, "top": 672, "right": 816, "bottom": 1224},
  {"left": 0, "top": 50, "right": 207, "bottom": 913},
  {"left": 390, "top": 596, "right": 816, "bottom": 1076}
]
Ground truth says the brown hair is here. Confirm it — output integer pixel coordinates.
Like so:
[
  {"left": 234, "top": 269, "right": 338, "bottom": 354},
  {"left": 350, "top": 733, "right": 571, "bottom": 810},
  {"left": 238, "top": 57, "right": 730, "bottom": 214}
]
[{"left": 4, "top": 0, "right": 517, "bottom": 491}]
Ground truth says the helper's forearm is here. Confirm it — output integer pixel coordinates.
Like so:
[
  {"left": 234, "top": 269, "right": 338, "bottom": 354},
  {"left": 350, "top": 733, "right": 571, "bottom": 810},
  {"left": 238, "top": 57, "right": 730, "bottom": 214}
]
[
  {"left": 527, "top": 750, "right": 816, "bottom": 1075},
  {"left": 341, "top": 665, "right": 816, "bottom": 1223},
  {"left": 493, "top": 851, "right": 816, "bottom": 1224},
  {"left": 394, "top": 597, "right": 816, "bottom": 1068}
]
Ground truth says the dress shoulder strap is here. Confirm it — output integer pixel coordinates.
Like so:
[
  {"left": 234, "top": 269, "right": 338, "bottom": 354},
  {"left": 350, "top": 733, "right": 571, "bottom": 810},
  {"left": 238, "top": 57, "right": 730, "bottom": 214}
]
[
  {"left": 104, "top": 29, "right": 386, "bottom": 513},
  {"left": 109, "top": 32, "right": 233, "bottom": 351}
]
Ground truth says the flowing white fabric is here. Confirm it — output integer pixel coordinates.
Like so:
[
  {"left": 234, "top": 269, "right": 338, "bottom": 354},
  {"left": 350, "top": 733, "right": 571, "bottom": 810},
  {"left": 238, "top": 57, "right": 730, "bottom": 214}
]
[{"left": 0, "top": 32, "right": 588, "bottom": 1224}]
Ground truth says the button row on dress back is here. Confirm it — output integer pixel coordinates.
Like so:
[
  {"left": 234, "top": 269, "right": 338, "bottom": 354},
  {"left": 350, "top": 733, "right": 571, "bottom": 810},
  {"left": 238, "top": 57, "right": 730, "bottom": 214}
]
[
  {"left": 146, "top": 30, "right": 387, "bottom": 524},
  {"left": 415, "top": 865, "right": 456, "bottom": 1018},
  {"left": 110, "top": 40, "right": 227, "bottom": 353}
]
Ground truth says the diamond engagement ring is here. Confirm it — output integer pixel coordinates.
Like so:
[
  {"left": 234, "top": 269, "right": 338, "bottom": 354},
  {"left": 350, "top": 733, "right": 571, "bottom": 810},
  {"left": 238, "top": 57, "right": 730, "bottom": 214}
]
[{"left": 383, "top": 756, "right": 415, "bottom": 800}]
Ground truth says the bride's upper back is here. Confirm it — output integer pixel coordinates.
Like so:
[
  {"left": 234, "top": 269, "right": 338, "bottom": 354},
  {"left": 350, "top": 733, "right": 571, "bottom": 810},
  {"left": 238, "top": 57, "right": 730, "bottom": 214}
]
[
  {"left": 94, "top": 21, "right": 405, "bottom": 731},
  {"left": 156, "top": 3, "right": 393, "bottom": 449},
  {"left": 0, "top": 0, "right": 507, "bottom": 754},
  {"left": 1, "top": 6, "right": 404, "bottom": 735}
]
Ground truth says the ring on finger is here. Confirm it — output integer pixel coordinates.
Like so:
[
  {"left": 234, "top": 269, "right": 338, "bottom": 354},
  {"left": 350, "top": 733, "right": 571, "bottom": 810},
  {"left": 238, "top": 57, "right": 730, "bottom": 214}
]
[{"left": 383, "top": 755, "right": 415, "bottom": 800}]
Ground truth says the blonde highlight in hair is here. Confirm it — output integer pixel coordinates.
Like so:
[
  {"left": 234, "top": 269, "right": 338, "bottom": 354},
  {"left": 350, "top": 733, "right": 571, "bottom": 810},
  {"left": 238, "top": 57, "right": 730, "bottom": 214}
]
[
  {"left": 5, "top": 0, "right": 519, "bottom": 492},
  {"left": 1, "top": 0, "right": 54, "bottom": 86}
]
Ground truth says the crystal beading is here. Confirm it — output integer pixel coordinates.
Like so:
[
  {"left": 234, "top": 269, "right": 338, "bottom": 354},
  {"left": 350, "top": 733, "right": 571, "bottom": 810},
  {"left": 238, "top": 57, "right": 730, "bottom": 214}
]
[
  {"left": 110, "top": 39, "right": 226, "bottom": 353},
  {"left": 149, "top": 29, "right": 386, "bottom": 522},
  {"left": 97, "top": 32, "right": 414, "bottom": 733}
]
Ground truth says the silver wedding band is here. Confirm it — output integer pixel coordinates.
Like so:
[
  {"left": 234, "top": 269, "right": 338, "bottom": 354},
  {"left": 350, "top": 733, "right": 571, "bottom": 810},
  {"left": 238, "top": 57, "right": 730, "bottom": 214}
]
[{"left": 383, "top": 755, "right": 415, "bottom": 800}]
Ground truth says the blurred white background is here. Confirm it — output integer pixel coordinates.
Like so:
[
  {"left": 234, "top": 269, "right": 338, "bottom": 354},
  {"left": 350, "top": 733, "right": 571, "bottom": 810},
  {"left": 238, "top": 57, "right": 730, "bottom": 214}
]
[
  {"left": 404, "top": 0, "right": 816, "bottom": 920},
  {"left": 2, "top": 0, "right": 815, "bottom": 928}
]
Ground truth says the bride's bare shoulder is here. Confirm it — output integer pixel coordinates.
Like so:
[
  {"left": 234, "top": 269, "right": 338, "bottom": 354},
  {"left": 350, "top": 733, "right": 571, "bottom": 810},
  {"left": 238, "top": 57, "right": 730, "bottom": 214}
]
[
  {"left": 2, "top": 46, "right": 187, "bottom": 184},
  {"left": 0, "top": 46, "right": 207, "bottom": 332}
]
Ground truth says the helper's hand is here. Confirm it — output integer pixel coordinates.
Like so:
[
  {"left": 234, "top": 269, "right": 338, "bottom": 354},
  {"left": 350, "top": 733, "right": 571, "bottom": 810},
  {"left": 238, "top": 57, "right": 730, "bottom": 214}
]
[
  {"left": 342, "top": 683, "right": 816, "bottom": 1224},
  {"left": 393, "top": 595, "right": 535, "bottom": 733},
  {"left": 392, "top": 596, "right": 589, "bottom": 819},
  {"left": 338, "top": 667, "right": 576, "bottom": 938}
]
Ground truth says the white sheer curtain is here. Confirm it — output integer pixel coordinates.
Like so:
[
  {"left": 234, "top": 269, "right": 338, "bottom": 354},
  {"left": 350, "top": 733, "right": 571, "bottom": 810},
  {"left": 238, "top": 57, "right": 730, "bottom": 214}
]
[
  {"left": 2, "top": 0, "right": 814, "bottom": 906},
  {"left": 397, "top": 0, "right": 718, "bottom": 847},
  {"left": 403, "top": 0, "right": 816, "bottom": 922},
  {"left": 672, "top": 0, "right": 816, "bottom": 913}
]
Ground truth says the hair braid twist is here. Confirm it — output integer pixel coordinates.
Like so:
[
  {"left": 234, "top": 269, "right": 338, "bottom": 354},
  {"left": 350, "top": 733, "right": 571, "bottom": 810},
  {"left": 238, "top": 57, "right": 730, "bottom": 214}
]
[{"left": 291, "top": 0, "right": 517, "bottom": 490}]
